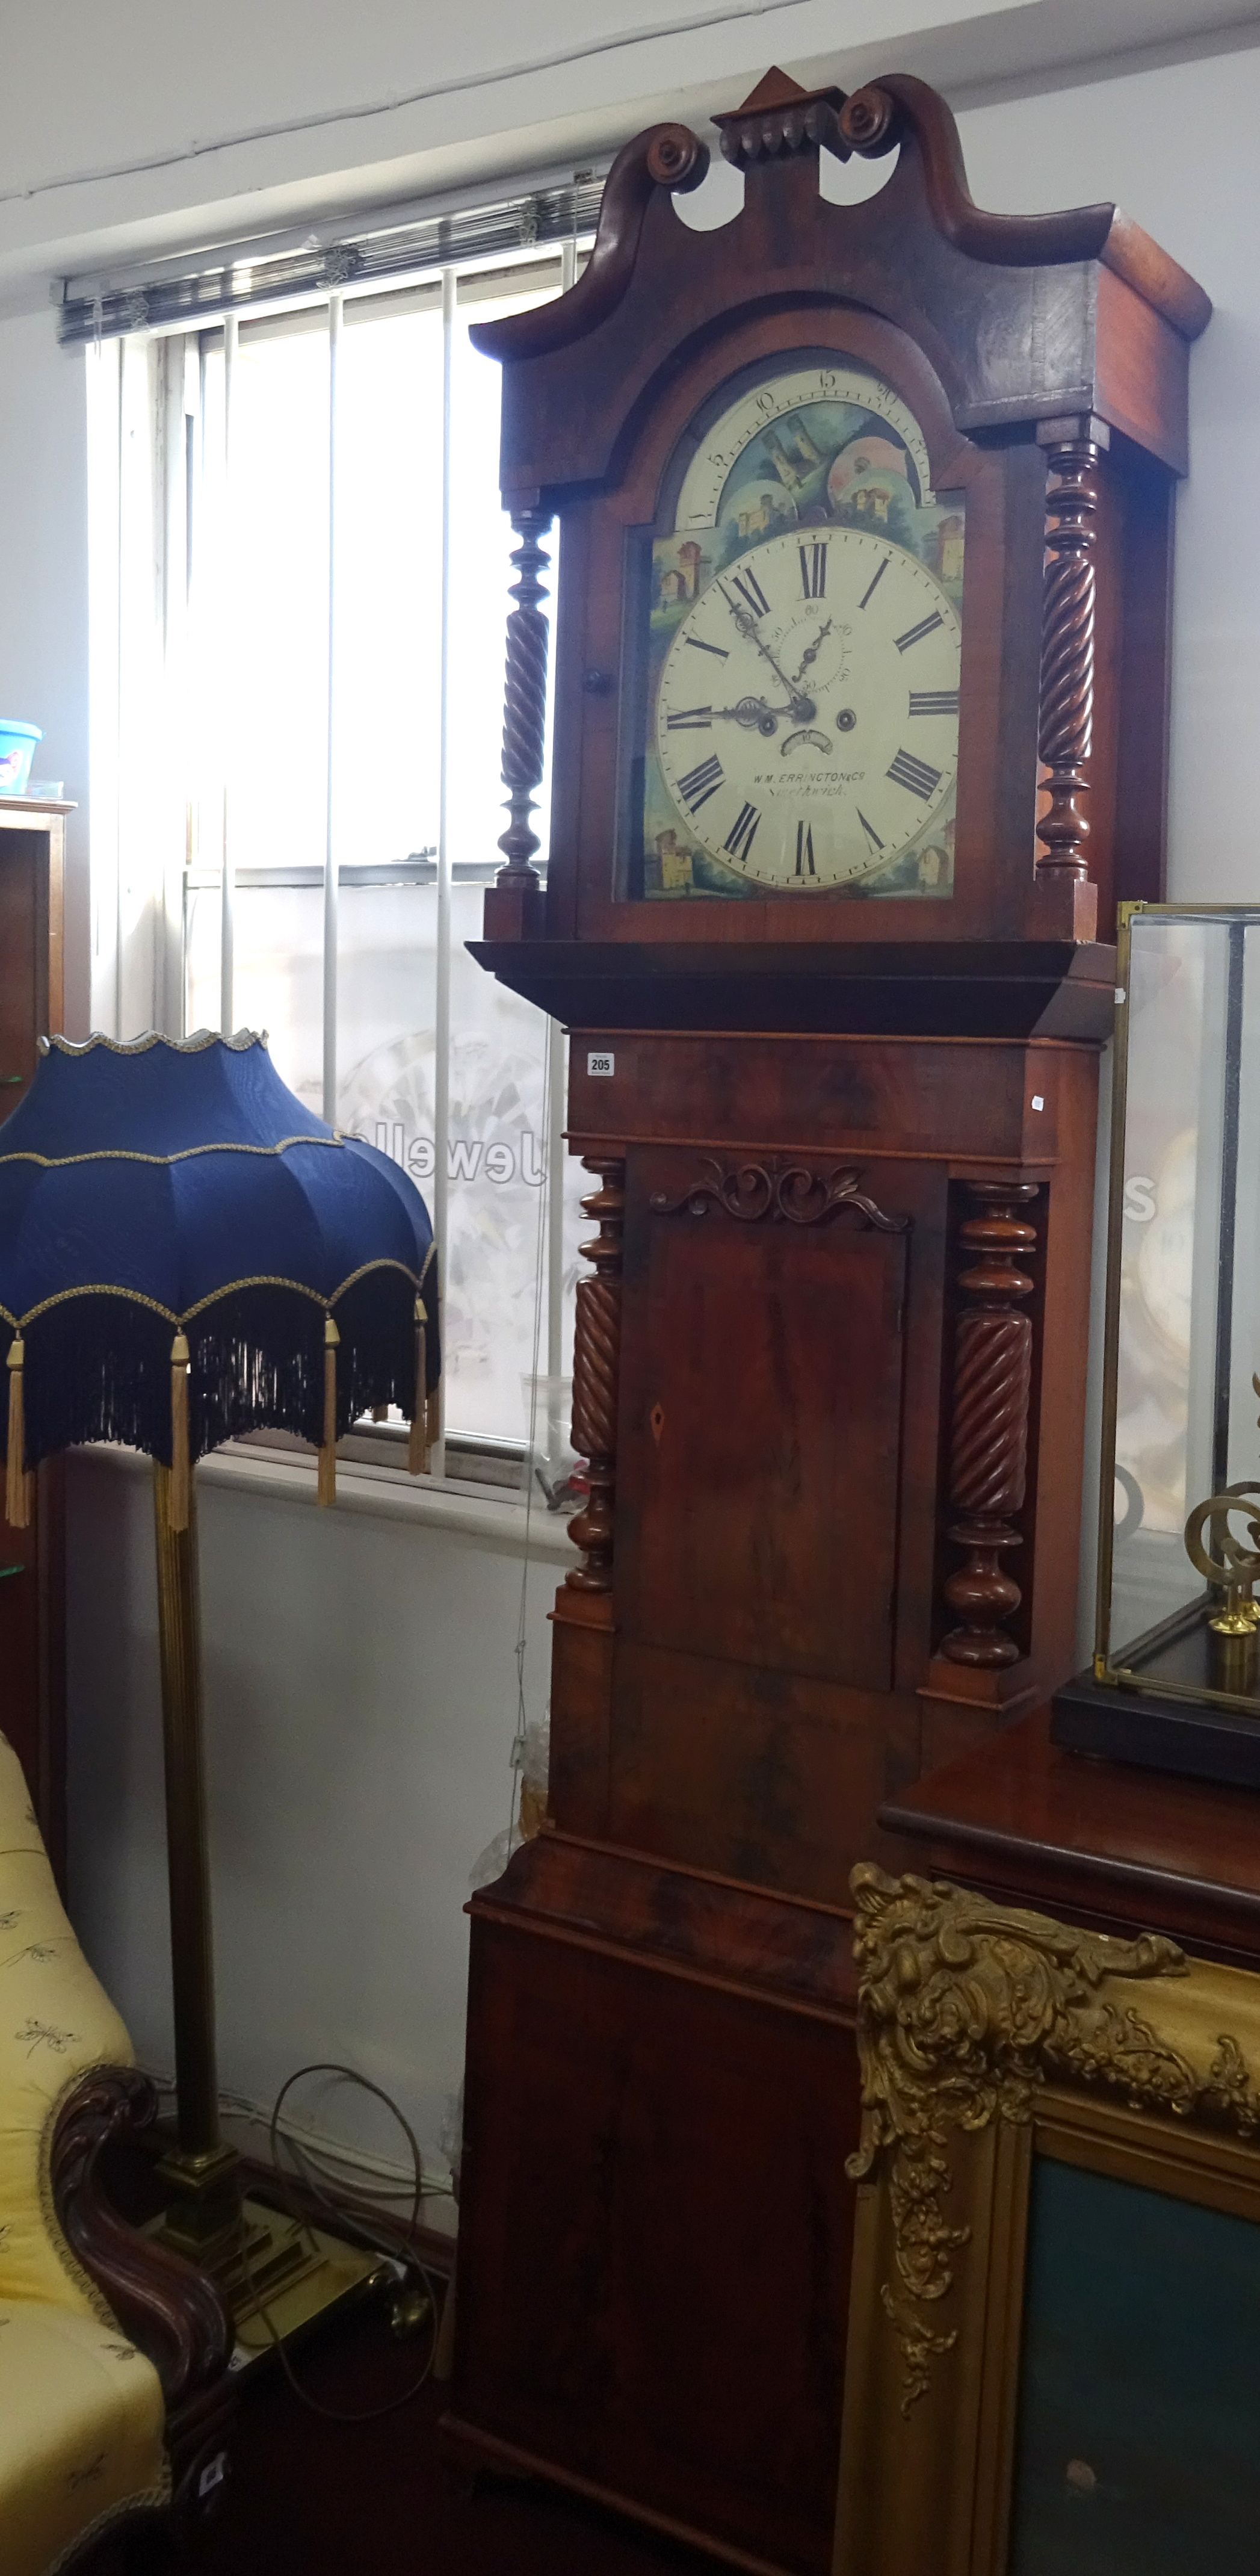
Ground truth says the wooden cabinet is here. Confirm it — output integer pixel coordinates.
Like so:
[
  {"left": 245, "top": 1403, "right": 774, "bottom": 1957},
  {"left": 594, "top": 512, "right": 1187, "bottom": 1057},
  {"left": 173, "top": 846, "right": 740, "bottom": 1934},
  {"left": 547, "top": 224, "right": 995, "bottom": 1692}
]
[{"left": 0, "top": 799, "right": 67, "bottom": 1877}]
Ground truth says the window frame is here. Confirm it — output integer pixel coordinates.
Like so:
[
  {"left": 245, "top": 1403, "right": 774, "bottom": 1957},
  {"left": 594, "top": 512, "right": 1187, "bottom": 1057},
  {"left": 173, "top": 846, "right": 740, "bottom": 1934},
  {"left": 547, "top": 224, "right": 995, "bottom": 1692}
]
[{"left": 86, "top": 231, "right": 591, "bottom": 1493}]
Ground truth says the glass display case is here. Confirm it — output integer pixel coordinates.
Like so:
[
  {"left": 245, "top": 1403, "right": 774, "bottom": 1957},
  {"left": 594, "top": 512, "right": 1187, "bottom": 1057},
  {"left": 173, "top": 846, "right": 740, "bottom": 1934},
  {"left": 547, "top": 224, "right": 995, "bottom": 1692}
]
[{"left": 1053, "top": 903, "right": 1260, "bottom": 1786}]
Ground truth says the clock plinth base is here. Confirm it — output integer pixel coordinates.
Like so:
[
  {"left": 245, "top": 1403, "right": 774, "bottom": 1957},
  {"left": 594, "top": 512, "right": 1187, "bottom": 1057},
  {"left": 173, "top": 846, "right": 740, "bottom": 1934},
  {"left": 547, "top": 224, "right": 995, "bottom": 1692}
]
[
  {"left": 449, "top": 1831, "right": 862, "bottom": 2576},
  {"left": 482, "top": 875, "right": 545, "bottom": 941},
  {"left": 918, "top": 1655, "right": 1040, "bottom": 1771},
  {"left": 1028, "top": 870, "right": 1099, "bottom": 943}
]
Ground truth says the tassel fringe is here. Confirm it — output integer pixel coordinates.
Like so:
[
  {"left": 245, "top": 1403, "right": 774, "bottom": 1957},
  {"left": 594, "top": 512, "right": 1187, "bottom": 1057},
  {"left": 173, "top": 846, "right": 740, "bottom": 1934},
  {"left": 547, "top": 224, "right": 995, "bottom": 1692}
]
[
  {"left": 0, "top": 1268, "right": 430, "bottom": 1503},
  {"left": 169, "top": 1331, "right": 191, "bottom": 1533},
  {"left": 408, "top": 1299, "right": 431, "bottom": 1476},
  {"left": 5, "top": 1336, "right": 28, "bottom": 1530},
  {"left": 318, "top": 1316, "right": 339, "bottom": 1506}
]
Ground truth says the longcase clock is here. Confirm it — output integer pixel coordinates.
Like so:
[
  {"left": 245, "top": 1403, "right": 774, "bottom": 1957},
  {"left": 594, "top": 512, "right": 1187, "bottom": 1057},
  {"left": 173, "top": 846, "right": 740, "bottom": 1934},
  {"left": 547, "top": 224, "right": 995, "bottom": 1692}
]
[{"left": 445, "top": 70, "right": 1209, "bottom": 2576}]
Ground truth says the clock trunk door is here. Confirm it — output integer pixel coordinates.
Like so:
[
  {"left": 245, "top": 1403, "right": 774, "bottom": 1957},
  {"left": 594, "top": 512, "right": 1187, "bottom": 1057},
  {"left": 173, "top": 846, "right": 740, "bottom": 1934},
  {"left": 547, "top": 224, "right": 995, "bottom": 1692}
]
[{"left": 609, "top": 1145, "right": 908, "bottom": 1884}]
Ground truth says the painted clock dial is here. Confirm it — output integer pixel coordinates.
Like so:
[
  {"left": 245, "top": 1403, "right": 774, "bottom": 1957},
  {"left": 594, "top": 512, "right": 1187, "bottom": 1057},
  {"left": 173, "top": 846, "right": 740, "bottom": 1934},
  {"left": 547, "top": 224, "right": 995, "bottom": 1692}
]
[{"left": 634, "top": 362, "right": 966, "bottom": 900}]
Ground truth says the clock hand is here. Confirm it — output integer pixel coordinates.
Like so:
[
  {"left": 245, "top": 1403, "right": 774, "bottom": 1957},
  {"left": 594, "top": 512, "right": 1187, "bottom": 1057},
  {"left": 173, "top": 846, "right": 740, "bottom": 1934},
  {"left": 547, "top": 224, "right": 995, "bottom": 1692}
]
[
  {"left": 717, "top": 585, "right": 816, "bottom": 722},
  {"left": 711, "top": 695, "right": 795, "bottom": 734},
  {"left": 791, "top": 619, "right": 833, "bottom": 684}
]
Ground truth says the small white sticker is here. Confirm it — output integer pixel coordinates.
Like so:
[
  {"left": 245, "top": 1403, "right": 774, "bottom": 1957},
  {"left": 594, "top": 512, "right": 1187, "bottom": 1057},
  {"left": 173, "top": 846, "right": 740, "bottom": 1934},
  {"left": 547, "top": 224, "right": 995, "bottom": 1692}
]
[
  {"left": 1030, "top": 1094, "right": 1044, "bottom": 1112},
  {"left": 587, "top": 1051, "right": 615, "bottom": 1078},
  {"left": 1114, "top": 986, "right": 1126, "bottom": 1005}
]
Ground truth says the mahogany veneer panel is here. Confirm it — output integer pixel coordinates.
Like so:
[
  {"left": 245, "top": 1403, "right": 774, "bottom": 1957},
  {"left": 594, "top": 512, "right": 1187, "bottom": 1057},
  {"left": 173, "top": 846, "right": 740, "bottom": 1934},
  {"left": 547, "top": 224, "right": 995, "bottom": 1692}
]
[
  {"left": 884, "top": 1705, "right": 1260, "bottom": 1964},
  {"left": 568, "top": 1029, "right": 1090, "bottom": 1166},
  {"left": 451, "top": 1833, "right": 859, "bottom": 2576},
  {"left": 608, "top": 1653, "right": 918, "bottom": 1895},
  {"left": 620, "top": 1154, "right": 907, "bottom": 1686}
]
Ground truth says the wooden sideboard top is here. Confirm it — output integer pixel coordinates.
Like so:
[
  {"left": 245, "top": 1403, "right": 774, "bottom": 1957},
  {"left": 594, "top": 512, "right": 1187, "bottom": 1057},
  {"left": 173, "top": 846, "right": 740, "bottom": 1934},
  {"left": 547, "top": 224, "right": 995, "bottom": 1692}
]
[{"left": 882, "top": 1705, "right": 1260, "bottom": 1963}]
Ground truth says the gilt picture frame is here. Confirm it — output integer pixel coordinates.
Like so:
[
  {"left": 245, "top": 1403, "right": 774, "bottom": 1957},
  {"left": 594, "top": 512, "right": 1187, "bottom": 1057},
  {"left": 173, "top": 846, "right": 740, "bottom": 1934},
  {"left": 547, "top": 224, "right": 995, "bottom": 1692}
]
[{"left": 834, "top": 1864, "right": 1260, "bottom": 2576}]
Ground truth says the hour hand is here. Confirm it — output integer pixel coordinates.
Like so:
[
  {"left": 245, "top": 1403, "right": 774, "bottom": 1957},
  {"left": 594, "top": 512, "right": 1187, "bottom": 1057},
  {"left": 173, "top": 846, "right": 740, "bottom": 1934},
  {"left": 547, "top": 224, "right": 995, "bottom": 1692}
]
[
  {"left": 718, "top": 585, "right": 815, "bottom": 721},
  {"left": 712, "top": 695, "right": 793, "bottom": 734}
]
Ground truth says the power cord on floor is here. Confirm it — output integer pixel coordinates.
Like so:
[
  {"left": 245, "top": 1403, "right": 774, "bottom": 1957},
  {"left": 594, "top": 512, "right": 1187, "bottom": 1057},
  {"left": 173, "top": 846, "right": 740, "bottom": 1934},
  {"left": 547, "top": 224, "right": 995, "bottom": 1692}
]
[{"left": 229, "top": 2061, "right": 454, "bottom": 2425}]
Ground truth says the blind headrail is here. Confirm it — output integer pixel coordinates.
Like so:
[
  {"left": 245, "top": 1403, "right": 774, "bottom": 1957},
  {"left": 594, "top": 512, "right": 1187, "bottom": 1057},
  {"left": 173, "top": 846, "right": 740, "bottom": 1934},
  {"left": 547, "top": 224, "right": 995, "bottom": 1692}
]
[{"left": 58, "top": 161, "right": 608, "bottom": 345}]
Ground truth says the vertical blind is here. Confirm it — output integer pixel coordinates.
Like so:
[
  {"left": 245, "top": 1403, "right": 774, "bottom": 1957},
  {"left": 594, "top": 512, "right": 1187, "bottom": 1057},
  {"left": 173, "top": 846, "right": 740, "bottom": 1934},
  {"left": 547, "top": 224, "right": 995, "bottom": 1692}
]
[{"left": 86, "top": 241, "right": 588, "bottom": 1457}]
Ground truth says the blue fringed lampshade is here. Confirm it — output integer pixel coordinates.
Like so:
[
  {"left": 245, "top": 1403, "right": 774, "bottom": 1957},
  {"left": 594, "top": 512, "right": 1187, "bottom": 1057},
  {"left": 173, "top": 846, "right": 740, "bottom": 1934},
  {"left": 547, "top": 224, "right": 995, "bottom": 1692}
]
[{"left": 0, "top": 1030, "right": 439, "bottom": 1528}]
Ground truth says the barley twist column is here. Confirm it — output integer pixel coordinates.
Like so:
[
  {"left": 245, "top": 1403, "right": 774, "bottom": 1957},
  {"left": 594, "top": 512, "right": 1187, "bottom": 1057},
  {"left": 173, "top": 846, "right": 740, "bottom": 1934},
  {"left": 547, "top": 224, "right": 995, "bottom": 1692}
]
[
  {"left": 1035, "top": 426, "right": 1106, "bottom": 888},
  {"left": 566, "top": 1156, "right": 625, "bottom": 1594},
  {"left": 940, "top": 1181, "right": 1040, "bottom": 1668},
  {"left": 494, "top": 506, "right": 553, "bottom": 893}
]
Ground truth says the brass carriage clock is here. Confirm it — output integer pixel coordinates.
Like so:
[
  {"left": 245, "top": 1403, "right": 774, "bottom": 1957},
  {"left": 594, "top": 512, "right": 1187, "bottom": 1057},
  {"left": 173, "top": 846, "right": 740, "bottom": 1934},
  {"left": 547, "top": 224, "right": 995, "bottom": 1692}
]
[{"left": 446, "top": 69, "right": 1209, "bottom": 2576}]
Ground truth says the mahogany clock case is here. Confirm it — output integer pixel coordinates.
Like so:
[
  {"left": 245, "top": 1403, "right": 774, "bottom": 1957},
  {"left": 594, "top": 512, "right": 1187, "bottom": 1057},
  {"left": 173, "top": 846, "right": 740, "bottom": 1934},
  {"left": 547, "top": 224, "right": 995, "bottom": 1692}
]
[
  {"left": 551, "top": 1026, "right": 1104, "bottom": 1889},
  {"left": 473, "top": 69, "right": 1209, "bottom": 992},
  {"left": 448, "top": 72, "right": 1210, "bottom": 2576},
  {"left": 570, "top": 318, "right": 1020, "bottom": 946},
  {"left": 447, "top": 1021, "right": 1102, "bottom": 2576}
]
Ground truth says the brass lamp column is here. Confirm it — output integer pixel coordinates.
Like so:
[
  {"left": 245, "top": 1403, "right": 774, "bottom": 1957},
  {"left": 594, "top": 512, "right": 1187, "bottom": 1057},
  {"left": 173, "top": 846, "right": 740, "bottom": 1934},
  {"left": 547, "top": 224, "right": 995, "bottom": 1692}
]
[
  {"left": 0, "top": 1028, "right": 439, "bottom": 2353},
  {"left": 148, "top": 1460, "right": 388, "bottom": 2345},
  {"left": 151, "top": 1465, "right": 241, "bottom": 2258}
]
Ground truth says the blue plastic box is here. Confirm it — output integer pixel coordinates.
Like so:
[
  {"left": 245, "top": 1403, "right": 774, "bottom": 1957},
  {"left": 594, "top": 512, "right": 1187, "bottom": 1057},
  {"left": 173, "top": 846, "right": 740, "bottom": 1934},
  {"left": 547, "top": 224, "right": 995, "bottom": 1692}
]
[{"left": 0, "top": 722, "right": 42, "bottom": 795}]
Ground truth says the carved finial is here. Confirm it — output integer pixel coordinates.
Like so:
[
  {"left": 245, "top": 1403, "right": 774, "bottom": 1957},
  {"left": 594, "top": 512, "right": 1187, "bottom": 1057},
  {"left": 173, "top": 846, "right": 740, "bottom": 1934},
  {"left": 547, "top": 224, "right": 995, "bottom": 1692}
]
[
  {"left": 838, "top": 84, "right": 901, "bottom": 157},
  {"left": 713, "top": 69, "right": 845, "bottom": 166},
  {"left": 646, "top": 124, "right": 708, "bottom": 191}
]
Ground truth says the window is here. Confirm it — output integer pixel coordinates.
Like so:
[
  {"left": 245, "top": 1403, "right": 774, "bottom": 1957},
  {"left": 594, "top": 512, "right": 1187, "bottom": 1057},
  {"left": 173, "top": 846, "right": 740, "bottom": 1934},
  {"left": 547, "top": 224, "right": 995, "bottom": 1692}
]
[{"left": 87, "top": 235, "right": 590, "bottom": 1463}]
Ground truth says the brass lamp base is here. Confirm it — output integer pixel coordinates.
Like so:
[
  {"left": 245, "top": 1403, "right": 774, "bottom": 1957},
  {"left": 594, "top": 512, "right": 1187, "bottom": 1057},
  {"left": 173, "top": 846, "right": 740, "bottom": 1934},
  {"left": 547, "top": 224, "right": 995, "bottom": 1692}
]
[
  {"left": 153, "top": 2140, "right": 242, "bottom": 2264},
  {"left": 219, "top": 2196, "right": 389, "bottom": 2368},
  {"left": 149, "top": 2181, "right": 389, "bottom": 2370}
]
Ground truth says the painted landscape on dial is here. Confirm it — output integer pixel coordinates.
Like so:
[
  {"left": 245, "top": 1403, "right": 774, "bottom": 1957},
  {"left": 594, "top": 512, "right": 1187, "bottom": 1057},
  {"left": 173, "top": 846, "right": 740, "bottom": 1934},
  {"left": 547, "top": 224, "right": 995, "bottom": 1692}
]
[{"left": 638, "top": 371, "right": 965, "bottom": 899}]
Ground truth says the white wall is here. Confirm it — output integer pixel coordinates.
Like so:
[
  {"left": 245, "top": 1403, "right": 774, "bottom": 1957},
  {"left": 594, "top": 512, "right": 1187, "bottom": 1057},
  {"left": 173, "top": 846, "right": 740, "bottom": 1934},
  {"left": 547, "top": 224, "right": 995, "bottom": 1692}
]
[
  {"left": 67, "top": 1451, "right": 562, "bottom": 2169},
  {"left": 0, "top": 0, "right": 1240, "bottom": 307},
  {"left": 957, "top": 51, "right": 1260, "bottom": 903},
  {"left": 5, "top": 5, "right": 1259, "bottom": 2178}
]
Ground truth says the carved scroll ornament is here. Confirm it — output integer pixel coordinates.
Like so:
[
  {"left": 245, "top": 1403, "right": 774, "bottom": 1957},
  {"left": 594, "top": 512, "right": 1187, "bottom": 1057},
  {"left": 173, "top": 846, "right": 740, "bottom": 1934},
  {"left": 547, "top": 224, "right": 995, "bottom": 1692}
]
[
  {"left": 847, "top": 1865, "right": 1260, "bottom": 2421},
  {"left": 847, "top": 1864, "right": 1194, "bottom": 2413},
  {"left": 650, "top": 1159, "right": 907, "bottom": 1232}
]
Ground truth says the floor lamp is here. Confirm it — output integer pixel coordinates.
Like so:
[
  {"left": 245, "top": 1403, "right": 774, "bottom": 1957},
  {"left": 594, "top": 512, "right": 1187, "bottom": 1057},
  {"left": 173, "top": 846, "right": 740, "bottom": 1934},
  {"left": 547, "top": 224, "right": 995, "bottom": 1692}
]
[{"left": 0, "top": 1030, "right": 439, "bottom": 2345}]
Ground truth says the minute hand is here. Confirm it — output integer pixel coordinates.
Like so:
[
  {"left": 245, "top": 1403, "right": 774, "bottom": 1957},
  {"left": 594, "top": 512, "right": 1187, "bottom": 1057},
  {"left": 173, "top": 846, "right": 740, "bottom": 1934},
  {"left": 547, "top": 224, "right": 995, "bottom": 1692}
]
[{"left": 718, "top": 586, "right": 815, "bottom": 723}]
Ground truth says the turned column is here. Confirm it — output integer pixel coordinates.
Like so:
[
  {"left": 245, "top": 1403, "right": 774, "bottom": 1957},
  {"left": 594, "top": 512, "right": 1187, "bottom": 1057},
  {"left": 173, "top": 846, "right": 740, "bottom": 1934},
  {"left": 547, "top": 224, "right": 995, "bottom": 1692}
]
[
  {"left": 483, "top": 503, "right": 553, "bottom": 938},
  {"left": 1035, "top": 418, "right": 1108, "bottom": 892},
  {"left": 940, "top": 1181, "right": 1040, "bottom": 1668},
  {"left": 567, "top": 1156, "right": 625, "bottom": 1593}
]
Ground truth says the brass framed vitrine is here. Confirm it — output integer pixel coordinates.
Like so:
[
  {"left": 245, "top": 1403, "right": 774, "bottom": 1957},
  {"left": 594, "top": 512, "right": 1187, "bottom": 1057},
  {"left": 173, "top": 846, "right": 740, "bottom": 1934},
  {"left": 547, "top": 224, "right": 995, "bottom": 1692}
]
[{"left": 1054, "top": 902, "right": 1260, "bottom": 1785}]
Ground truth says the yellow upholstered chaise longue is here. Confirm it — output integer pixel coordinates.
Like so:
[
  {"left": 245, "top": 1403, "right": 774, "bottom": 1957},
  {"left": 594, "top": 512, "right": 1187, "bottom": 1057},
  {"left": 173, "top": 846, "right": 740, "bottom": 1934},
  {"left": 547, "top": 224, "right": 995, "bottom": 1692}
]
[{"left": 0, "top": 1729, "right": 232, "bottom": 2574}]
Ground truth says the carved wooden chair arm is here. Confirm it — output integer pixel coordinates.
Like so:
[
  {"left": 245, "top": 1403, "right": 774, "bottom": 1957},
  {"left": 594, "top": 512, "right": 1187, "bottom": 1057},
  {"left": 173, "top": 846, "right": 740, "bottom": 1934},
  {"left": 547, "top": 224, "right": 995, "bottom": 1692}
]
[{"left": 51, "top": 2064, "right": 235, "bottom": 2507}]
